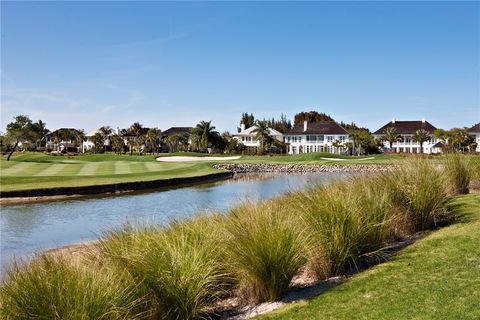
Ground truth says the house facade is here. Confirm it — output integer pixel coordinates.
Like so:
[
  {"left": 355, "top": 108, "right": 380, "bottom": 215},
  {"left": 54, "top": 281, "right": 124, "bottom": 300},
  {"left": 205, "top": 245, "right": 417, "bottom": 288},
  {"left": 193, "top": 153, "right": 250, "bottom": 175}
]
[
  {"left": 233, "top": 124, "right": 284, "bottom": 153},
  {"left": 46, "top": 128, "right": 78, "bottom": 152},
  {"left": 284, "top": 121, "right": 350, "bottom": 154},
  {"left": 468, "top": 123, "right": 480, "bottom": 152},
  {"left": 373, "top": 119, "right": 439, "bottom": 154}
]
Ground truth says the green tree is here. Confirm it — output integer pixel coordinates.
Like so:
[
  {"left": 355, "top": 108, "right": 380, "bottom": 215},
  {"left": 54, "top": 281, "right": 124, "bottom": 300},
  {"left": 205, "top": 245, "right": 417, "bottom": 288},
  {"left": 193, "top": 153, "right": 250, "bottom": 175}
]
[
  {"left": 192, "top": 120, "right": 218, "bottom": 151},
  {"left": 381, "top": 127, "right": 402, "bottom": 152},
  {"left": 412, "top": 129, "right": 430, "bottom": 154},
  {"left": 91, "top": 132, "right": 105, "bottom": 153},
  {"left": 240, "top": 113, "right": 255, "bottom": 129},
  {"left": 293, "top": 111, "right": 334, "bottom": 125},
  {"left": 98, "top": 126, "right": 113, "bottom": 153},
  {"left": 30, "top": 120, "right": 50, "bottom": 149},
  {"left": 145, "top": 128, "right": 161, "bottom": 154},
  {"left": 252, "top": 120, "right": 274, "bottom": 153},
  {"left": 5, "top": 115, "right": 34, "bottom": 160},
  {"left": 110, "top": 134, "right": 125, "bottom": 154},
  {"left": 166, "top": 134, "right": 188, "bottom": 153},
  {"left": 73, "top": 129, "right": 85, "bottom": 153}
]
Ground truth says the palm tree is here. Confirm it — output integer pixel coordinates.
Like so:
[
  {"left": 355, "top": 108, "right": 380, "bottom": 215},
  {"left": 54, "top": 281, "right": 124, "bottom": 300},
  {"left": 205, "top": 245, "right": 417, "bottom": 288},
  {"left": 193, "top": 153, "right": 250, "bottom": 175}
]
[
  {"left": 349, "top": 130, "right": 361, "bottom": 156},
  {"left": 381, "top": 127, "right": 402, "bottom": 152},
  {"left": 73, "top": 129, "right": 85, "bottom": 153},
  {"left": 98, "top": 126, "right": 113, "bottom": 153},
  {"left": 110, "top": 134, "right": 125, "bottom": 154},
  {"left": 412, "top": 129, "right": 430, "bottom": 154},
  {"left": 129, "top": 122, "right": 143, "bottom": 137},
  {"left": 92, "top": 132, "right": 104, "bottom": 154},
  {"left": 193, "top": 120, "right": 218, "bottom": 151},
  {"left": 332, "top": 140, "right": 343, "bottom": 154},
  {"left": 146, "top": 128, "right": 161, "bottom": 154},
  {"left": 251, "top": 120, "right": 273, "bottom": 153}
]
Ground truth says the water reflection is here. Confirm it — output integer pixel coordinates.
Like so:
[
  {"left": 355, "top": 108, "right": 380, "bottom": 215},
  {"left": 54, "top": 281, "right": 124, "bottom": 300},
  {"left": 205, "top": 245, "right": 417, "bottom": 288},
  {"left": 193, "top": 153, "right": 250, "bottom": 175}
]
[{"left": 1, "top": 172, "right": 350, "bottom": 268}]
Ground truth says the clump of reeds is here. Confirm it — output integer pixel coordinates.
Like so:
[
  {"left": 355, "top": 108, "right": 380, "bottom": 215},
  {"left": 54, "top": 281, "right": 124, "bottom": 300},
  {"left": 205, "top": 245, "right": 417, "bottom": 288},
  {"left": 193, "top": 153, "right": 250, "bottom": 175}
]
[
  {"left": 444, "top": 153, "right": 472, "bottom": 195},
  {"left": 381, "top": 157, "right": 448, "bottom": 231},
  {"left": 297, "top": 175, "right": 396, "bottom": 279},
  {"left": 0, "top": 254, "right": 143, "bottom": 320},
  {"left": 226, "top": 200, "right": 307, "bottom": 303},
  {"left": 100, "top": 215, "right": 233, "bottom": 320}
]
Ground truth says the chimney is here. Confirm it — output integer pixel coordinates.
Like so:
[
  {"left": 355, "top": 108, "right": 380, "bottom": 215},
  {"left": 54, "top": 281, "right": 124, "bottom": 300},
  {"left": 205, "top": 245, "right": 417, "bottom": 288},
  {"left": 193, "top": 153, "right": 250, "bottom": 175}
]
[
  {"left": 392, "top": 118, "right": 396, "bottom": 124},
  {"left": 240, "top": 123, "right": 246, "bottom": 132},
  {"left": 303, "top": 121, "right": 308, "bottom": 132},
  {"left": 421, "top": 118, "right": 425, "bottom": 123},
  {"left": 116, "top": 127, "right": 120, "bottom": 135}
]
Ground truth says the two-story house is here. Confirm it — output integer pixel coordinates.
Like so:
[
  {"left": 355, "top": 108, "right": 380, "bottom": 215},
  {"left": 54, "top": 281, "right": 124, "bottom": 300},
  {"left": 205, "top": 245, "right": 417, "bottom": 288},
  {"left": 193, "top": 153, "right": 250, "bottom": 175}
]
[
  {"left": 233, "top": 123, "right": 284, "bottom": 153},
  {"left": 284, "top": 121, "right": 350, "bottom": 154},
  {"left": 373, "top": 119, "right": 439, "bottom": 154}
]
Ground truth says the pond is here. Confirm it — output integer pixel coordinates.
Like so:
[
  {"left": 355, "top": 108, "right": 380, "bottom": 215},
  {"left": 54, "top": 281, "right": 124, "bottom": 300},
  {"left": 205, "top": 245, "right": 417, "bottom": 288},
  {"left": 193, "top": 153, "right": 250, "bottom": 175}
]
[{"left": 1, "top": 172, "right": 351, "bottom": 269}]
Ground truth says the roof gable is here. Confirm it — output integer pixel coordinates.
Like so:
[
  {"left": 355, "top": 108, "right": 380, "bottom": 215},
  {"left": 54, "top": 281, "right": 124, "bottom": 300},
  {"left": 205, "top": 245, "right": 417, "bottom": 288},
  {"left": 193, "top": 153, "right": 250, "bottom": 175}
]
[
  {"left": 286, "top": 121, "right": 349, "bottom": 135},
  {"left": 468, "top": 123, "right": 480, "bottom": 133},
  {"left": 373, "top": 120, "right": 436, "bottom": 135},
  {"left": 163, "top": 127, "right": 193, "bottom": 136}
]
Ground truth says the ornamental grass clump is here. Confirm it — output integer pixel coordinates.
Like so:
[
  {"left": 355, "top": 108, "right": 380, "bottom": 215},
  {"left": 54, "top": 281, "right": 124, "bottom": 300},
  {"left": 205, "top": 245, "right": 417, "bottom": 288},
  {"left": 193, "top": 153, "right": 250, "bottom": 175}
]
[
  {"left": 298, "top": 176, "right": 396, "bottom": 280},
  {"left": 444, "top": 153, "right": 472, "bottom": 195},
  {"left": 0, "top": 254, "right": 143, "bottom": 320},
  {"left": 226, "top": 201, "right": 308, "bottom": 303},
  {"left": 383, "top": 157, "right": 448, "bottom": 231},
  {"left": 100, "top": 215, "right": 233, "bottom": 320}
]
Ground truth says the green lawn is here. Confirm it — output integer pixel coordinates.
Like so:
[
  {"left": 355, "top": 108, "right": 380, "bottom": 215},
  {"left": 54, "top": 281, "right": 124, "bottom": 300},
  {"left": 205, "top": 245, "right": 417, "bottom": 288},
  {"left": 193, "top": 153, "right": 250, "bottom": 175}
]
[
  {"left": 257, "top": 194, "right": 480, "bottom": 320},
  {"left": 0, "top": 153, "right": 222, "bottom": 192}
]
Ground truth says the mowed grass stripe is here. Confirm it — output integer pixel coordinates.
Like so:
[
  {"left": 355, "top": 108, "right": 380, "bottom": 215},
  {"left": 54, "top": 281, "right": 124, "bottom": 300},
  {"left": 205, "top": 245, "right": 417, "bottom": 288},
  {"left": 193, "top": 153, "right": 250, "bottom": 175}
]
[
  {"left": 1, "top": 162, "right": 38, "bottom": 176},
  {"left": 143, "top": 161, "right": 164, "bottom": 172},
  {"left": 77, "top": 162, "right": 100, "bottom": 176},
  {"left": 95, "top": 161, "right": 116, "bottom": 176},
  {"left": 35, "top": 164, "right": 69, "bottom": 176},
  {"left": 114, "top": 162, "right": 132, "bottom": 175}
]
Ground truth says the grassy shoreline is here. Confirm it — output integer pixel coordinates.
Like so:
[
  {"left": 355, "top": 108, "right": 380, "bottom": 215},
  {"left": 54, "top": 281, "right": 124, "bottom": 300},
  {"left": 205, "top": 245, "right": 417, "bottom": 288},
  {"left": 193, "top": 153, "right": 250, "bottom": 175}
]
[{"left": 1, "top": 155, "right": 478, "bottom": 319}]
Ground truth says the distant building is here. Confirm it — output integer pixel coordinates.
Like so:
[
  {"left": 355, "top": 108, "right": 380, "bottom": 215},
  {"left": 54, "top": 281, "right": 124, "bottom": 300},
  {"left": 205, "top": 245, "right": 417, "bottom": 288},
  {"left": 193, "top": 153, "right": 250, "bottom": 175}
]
[
  {"left": 373, "top": 119, "right": 439, "bottom": 154},
  {"left": 233, "top": 123, "right": 284, "bottom": 153},
  {"left": 162, "top": 127, "right": 193, "bottom": 152},
  {"left": 46, "top": 128, "right": 78, "bottom": 152},
  {"left": 467, "top": 123, "right": 480, "bottom": 152},
  {"left": 284, "top": 121, "right": 350, "bottom": 154},
  {"left": 82, "top": 128, "right": 118, "bottom": 153}
]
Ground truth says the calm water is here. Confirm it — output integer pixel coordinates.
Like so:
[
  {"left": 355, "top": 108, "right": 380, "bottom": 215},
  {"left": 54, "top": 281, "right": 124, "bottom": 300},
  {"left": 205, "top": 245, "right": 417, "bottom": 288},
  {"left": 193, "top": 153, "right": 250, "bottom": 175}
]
[{"left": 0, "top": 173, "right": 350, "bottom": 269}]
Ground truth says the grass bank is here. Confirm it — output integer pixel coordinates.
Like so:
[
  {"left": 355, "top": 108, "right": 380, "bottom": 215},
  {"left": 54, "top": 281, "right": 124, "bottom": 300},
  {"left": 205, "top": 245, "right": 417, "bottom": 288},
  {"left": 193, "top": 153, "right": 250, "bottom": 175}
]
[
  {"left": 0, "top": 153, "right": 221, "bottom": 192},
  {"left": 1, "top": 155, "right": 477, "bottom": 319},
  {"left": 257, "top": 194, "right": 480, "bottom": 320}
]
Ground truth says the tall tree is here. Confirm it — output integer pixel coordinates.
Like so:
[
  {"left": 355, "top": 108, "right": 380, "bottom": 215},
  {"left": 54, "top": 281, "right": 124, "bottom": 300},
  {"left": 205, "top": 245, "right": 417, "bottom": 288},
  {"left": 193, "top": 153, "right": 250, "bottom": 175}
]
[
  {"left": 110, "top": 134, "right": 125, "bottom": 154},
  {"left": 145, "top": 128, "right": 161, "bottom": 154},
  {"left": 193, "top": 120, "right": 218, "bottom": 151},
  {"left": 98, "top": 126, "right": 113, "bottom": 153},
  {"left": 91, "top": 132, "right": 105, "bottom": 154},
  {"left": 252, "top": 120, "right": 274, "bottom": 153},
  {"left": 129, "top": 122, "right": 143, "bottom": 137},
  {"left": 381, "top": 127, "right": 402, "bottom": 152},
  {"left": 5, "top": 115, "right": 34, "bottom": 160},
  {"left": 412, "top": 129, "right": 430, "bottom": 154},
  {"left": 73, "top": 129, "right": 85, "bottom": 153},
  {"left": 293, "top": 111, "right": 334, "bottom": 125},
  {"left": 240, "top": 113, "right": 255, "bottom": 129},
  {"left": 30, "top": 120, "right": 50, "bottom": 149}
]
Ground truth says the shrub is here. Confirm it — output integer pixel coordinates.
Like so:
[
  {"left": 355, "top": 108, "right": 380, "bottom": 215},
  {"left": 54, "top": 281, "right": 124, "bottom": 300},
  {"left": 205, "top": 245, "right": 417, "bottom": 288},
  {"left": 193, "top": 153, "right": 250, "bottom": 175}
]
[
  {"left": 382, "top": 157, "right": 448, "bottom": 231},
  {"left": 0, "top": 254, "right": 142, "bottom": 320},
  {"left": 444, "top": 153, "right": 471, "bottom": 195},
  {"left": 226, "top": 201, "right": 307, "bottom": 303},
  {"left": 297, "top": 176, "right": 396, "bottom": 279},
  {"left": 100, "top": 215, "right": 233, "bottom": 320}
]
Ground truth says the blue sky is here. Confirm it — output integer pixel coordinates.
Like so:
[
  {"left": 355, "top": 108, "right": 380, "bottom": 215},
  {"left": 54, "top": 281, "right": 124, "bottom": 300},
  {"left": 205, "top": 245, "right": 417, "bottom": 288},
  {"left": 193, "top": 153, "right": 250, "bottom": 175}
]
[{"left": 1, "top": 1, "right": 479, "bottom": 133}]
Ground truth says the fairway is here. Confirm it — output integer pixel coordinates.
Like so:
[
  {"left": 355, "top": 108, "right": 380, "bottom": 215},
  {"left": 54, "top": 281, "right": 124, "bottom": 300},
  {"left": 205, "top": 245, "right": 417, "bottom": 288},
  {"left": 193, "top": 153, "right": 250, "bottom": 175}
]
[{"left": 0, "top": 153, "right": 222, "bottom": 192}]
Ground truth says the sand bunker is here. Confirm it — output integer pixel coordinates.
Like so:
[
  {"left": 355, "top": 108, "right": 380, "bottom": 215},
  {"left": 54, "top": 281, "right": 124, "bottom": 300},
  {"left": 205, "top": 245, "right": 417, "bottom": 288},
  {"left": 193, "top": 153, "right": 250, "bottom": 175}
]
[{"left": 156, "top": 156, "right": 241, "bottom": 162}]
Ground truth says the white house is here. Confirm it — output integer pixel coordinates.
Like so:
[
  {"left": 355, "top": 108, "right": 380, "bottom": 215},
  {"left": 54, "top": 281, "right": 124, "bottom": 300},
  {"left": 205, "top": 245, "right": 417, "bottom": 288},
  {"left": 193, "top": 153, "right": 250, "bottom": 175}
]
[
  {"left": 46, "top": 128, "right": 78, "bottom": 152},
  {"left": 284, "top": 121, "right": 350, "bottom": 154},
  {"left": 373, "top": 119, "right": 439, "bottom": 154},
  {"left": 468, "top": 123, "right": 480, "bottom": 152},
  {"left": 82, "top": 128, "right": 117, "bottom": 153},
  {"left": 233, "top": 123, "right": 284, "bottom": 153}
]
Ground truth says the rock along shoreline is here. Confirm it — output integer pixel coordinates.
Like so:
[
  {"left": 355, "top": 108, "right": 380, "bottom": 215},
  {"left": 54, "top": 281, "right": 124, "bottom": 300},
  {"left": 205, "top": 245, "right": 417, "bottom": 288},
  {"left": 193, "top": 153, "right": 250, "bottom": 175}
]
[{"left": 213, "top": 163, "right": 393, "bottom": 173}]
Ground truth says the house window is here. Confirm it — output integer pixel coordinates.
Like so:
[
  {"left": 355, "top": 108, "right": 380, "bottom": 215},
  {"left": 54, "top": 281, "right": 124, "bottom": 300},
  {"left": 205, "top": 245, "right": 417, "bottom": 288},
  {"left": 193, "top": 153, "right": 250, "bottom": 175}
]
[
  {"left": 405, "top": 136, "right": 411, "bottom": 143},
  {"left": 287, "top": 136, "right": 291, "bottom": 143},
  {"left": 339, "top": 135, "right": 346, "bottom": 142},
  {"left": 309, "top": 135, "right": 317, "bottom": 142},
  {"left": 327, "top": 136, "right": 333, "bottom": 142},
  {"left": 318, "top": 135, "right": 324, "bottom": 142}
]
